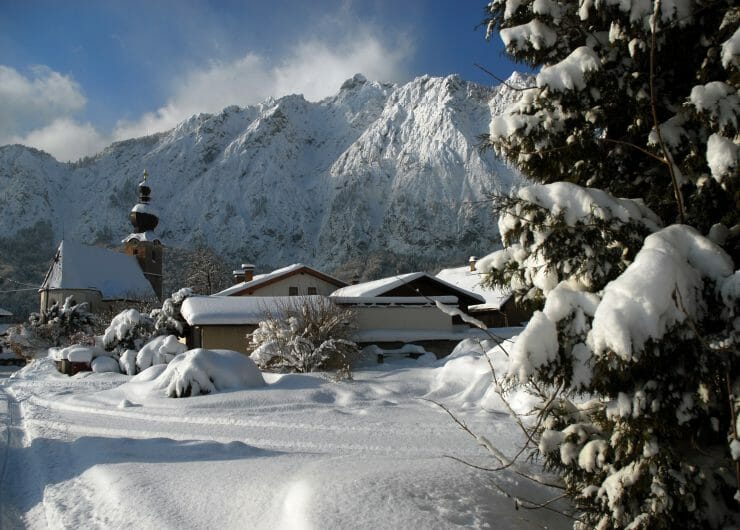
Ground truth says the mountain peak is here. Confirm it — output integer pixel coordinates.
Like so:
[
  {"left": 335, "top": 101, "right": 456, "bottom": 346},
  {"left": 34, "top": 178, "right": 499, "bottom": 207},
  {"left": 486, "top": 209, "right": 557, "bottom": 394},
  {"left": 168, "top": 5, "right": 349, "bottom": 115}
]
[{"left": 340, "top": 73, "right": 368, "bottom": 91}]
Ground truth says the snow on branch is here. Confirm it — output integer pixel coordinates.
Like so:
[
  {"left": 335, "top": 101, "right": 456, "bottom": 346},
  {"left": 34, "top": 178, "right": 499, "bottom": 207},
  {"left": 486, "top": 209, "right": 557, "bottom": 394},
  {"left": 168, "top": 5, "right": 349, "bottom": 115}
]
[
  {"left": 588, "top": 225, "right": 735, "bottom": 361},
  {"left": 434, "top": 300, "right": 487, "bottom": 330}
]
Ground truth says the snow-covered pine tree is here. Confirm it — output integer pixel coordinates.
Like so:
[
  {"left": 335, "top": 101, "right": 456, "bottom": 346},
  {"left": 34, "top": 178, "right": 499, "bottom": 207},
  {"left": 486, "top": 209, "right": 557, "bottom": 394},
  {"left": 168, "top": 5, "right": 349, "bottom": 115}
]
[
  {"left": 480, "top": 0, "right": 739, "bottom": 528},
  {"left": 150, "top": 287, "right": 193, "bottom": 337},
  {"left": 482, "top": 0, "right": 738, "bottom": 250}
]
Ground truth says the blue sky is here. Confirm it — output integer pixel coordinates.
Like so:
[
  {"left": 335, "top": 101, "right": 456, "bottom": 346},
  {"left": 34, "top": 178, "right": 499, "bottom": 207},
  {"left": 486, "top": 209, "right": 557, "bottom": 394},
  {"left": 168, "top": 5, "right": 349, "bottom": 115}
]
[{"left": 0, "top": 1, "right": 521, "bottom": 161}]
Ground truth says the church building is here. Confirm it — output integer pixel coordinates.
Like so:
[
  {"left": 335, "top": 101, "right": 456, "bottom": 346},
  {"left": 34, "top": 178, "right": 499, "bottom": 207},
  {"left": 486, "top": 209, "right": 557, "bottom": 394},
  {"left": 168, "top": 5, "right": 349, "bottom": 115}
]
[{"left": 39, "top": 171, "right": 164, "bottom": 314}]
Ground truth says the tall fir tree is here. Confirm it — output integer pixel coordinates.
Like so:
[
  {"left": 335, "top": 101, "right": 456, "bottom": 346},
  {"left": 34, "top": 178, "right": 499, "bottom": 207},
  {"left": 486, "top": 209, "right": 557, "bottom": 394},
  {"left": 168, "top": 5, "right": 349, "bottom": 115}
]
[{"left": 480, "top": 0, "right": 739, "bottom": 527}]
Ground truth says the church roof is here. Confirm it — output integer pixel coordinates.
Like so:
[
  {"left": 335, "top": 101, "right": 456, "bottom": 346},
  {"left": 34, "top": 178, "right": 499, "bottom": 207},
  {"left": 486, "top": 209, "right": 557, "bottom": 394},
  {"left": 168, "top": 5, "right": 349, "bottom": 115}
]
[{"left": 40, "top": 240, "right": 156, "bottom": 300}]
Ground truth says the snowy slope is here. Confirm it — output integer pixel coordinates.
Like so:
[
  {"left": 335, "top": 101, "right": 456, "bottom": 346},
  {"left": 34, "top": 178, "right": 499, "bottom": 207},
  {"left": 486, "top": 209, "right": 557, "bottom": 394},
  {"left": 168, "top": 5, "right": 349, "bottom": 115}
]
[{"left": 0, "top": 73, "right": 527, "bottom": 279}]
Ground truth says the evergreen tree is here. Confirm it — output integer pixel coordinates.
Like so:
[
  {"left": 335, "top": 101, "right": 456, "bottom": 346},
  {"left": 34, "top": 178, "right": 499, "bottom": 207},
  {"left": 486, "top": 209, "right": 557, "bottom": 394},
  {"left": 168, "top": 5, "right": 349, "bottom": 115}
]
[
  {"left": 480, "top": 0, "right": 739, "bottom": 527},
  {"left": 482, "top": 0, "right": 738, "bottom": 252}
]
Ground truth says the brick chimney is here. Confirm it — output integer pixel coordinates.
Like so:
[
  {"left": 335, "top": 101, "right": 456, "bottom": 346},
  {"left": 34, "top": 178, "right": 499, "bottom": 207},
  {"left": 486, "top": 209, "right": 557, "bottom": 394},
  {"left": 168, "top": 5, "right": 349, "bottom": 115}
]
[
  {"left": 241, "top": 263, "right": 255, "bottom": 282},
  {"left": 469, "top": 256, "right": 478, "bottom": 272},
  {"left": 233, "top": 263, "right": 255, "bottom": 284}
]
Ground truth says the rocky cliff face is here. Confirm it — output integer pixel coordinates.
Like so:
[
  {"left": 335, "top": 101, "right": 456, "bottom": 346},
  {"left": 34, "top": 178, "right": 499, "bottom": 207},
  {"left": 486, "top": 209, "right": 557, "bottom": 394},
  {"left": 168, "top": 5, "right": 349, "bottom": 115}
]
[{"left": 0, "top": 72, "right": 528, "bottom": 296}]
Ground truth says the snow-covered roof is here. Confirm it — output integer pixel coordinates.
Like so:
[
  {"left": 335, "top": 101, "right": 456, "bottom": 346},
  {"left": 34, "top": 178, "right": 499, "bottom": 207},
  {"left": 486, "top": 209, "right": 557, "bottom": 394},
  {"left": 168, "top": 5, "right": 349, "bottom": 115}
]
[
  {"left": 215, "top": 263, "right": 346, "bottom": 296},
  {"left": 330, "top": 272, "right": 485, "bottom": 303},
  {"left": 0, "top": 307, "right": 12, "bottom": 317},
  {"left": 40, "top": 240, "right": 156, "bottom": 300},
  {"left": 435, "top": 264, "right": 512, "bottom": 311},
  {"left": 181, "top": 295, "right": 328, "bottom": 326}
]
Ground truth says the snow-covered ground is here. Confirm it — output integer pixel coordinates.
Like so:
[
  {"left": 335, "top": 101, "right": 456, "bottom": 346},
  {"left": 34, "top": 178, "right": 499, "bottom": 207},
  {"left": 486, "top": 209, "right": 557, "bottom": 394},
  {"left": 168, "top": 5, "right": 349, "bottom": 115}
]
[{"left": 0, "top": 337, "right": 571, "bottom": 529}]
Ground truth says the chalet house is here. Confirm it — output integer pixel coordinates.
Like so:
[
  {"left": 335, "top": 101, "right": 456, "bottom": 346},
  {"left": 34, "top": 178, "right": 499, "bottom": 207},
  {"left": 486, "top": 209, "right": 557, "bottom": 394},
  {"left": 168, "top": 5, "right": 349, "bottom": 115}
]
[
  {"left": 38, "top": 170, "right": 163, "bottom": 314},
  {"left": 180, "top": 268, "right": 510, "bottom": 357},
  {"left": 330, "top": 272, "right": 487, "bottom": 353},
  {"left": 216, "top": 263, "right": 347, "bottom": 297},
  {"left": 180, "top": 295, "right": 326, "bottom": 353},
  {"left": 436, "top": 257, "right": 532, "bottom": 327}
]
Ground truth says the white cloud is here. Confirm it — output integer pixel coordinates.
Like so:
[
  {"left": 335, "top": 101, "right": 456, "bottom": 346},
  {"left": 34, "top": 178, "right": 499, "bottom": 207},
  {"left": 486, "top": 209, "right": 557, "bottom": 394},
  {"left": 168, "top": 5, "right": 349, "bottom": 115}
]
[
  {"left": 0, "top": 65, "right": 86, "bottom": 140},
  {"left": 113, "top": 31, "right": 411, "bottom": 140},
  {"left": 0, "top": 64, "right": 110, "bottom": 161},
  {"left": 11, "top": 118, "right": 108, "bottom": 162}
]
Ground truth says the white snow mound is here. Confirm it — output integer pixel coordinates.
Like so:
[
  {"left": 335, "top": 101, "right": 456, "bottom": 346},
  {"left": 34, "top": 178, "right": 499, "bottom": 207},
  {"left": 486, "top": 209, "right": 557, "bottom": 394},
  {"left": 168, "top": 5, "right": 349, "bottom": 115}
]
[{"left": 152, "top": 348, "right": 266, "bottom": 398}]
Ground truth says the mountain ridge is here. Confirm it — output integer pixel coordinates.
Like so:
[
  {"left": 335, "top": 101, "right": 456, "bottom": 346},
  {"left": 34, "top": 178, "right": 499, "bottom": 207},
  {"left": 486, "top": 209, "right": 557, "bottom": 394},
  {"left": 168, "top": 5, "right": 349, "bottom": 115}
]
[{"left": 0, "top": 72, "right": 529, "bottom": 315}]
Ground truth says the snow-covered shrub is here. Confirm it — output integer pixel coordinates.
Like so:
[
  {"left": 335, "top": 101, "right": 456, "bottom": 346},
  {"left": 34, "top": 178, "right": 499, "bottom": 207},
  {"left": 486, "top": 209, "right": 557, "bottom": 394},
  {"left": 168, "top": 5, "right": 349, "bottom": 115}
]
[
  {"left": 91, "top": 356, "right": 120, "bottom": 373},
  {"left": 150, "top": 288, "right": 193, "bottom": 337},
  {"left": 7, "top": 297, "right": 99, "bottom": 359},
  {"left": 248, "top": 297, "right": 359, "bottom": 375},
  {"left": 480, "top": 0, "right": 738, "bottom": 526},
  {"left": 152, "top": 348, "right": 265, "bottom": 398},
  {"left": 119, "top": 349, "right": 138, "bottom": 376},
  {"left": 136, "top": 335, "right": 187, "bottom": 372},
  {"left": 102, "top": 308, "right": 154, "bottom": 351}
]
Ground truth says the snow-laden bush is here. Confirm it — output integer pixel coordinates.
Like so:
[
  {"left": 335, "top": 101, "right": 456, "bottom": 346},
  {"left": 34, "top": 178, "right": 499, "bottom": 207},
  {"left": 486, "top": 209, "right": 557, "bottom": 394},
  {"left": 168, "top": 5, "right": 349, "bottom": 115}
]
[
  {"left": 248, "top": 297, "right": 358, "bottom": 376},
  {"left": 136, "top": 335, "right": 188, "bottom": 372},
  {"left": 7, "top": 297, "right": 99, "bottom": 359},
  {"left": 102, "top": 289, "right": 192, "bottom": 355},
  {"left": 150, "top": 288, "right": 193, "bottom": 336},
  {"left": 152, "top": 348, "right": 265, "bottom": 398},
  {"left": 91, "top": 356, "right": 120, "bottom": 373},
  {"left": 102, "top": 308, "right": 154, "bottom": 351}
]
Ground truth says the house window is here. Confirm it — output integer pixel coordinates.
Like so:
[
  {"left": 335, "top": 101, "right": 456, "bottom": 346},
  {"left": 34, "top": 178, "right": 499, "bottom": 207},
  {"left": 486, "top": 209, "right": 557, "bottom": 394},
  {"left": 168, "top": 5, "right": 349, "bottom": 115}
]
[
  {"left": 289, "top": 287, "right": 299, "bottom": 296},
  {"left": 307, "top": 287, "right": 317, "bottom": 295}
]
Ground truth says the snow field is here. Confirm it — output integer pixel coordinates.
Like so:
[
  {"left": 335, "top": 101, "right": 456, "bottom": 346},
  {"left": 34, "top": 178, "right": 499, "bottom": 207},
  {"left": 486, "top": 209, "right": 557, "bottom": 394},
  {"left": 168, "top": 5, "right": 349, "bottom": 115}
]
[{"left": 0, "top": 340, "right": 571, "bottom": 529}]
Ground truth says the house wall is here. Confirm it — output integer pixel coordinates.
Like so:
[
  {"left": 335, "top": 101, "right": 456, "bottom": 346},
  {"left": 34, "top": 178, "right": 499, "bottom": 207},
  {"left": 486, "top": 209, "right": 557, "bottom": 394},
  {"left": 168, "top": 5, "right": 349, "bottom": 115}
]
[
  {"left": 353, "top": 306, "right": 452, "bottom": 332},
  {"left": 470, "top": 299, "right": 533, "bottom": 328},
  {"left": 190, "top": 325, "right": 257, "bottom": 354},
  {"left": 40, "top": 289, "right": 104, "bottom": 314},
  {"left": 502, "top": 298, "right": 532, "bottom": 326},
  {"left": 246, "top": 274, "right": 340, "bottom": 297}
]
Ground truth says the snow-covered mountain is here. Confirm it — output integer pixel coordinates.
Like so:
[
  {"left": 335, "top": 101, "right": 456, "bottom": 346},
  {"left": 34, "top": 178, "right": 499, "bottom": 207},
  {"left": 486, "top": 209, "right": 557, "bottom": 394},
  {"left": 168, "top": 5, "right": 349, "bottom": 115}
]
[{"left": 0, "top": 72, "right": 527, "bottom": 283}]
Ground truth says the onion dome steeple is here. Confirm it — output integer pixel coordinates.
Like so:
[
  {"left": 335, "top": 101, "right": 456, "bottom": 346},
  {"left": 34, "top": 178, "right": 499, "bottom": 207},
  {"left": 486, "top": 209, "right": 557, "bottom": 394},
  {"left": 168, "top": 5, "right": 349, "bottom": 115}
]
[
  {"left": 129, "top": 169, "right": 159, "bottom": 234},
  {"left": 123, "top": 169, "right": 163, "bottom": 301}
]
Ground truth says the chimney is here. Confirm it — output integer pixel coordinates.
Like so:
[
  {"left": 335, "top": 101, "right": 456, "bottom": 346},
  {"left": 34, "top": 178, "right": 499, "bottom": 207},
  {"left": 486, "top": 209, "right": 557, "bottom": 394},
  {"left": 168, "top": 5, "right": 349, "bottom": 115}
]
[
  {"left": 469, "top": 256, "right": 478, "bottom": 272},
  {"left": 233, "top": 263, "right": 255, "bottom": 284},
  {"left": 241, "top": 263, "right": 255, "bottom": 282}
]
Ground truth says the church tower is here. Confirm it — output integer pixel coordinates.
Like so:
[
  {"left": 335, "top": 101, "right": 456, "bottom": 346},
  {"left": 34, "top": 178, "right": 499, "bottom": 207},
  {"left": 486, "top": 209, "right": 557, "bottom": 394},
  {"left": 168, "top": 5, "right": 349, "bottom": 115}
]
[{"left": 123, "top": 170, "right": 163, "bottom": 300}]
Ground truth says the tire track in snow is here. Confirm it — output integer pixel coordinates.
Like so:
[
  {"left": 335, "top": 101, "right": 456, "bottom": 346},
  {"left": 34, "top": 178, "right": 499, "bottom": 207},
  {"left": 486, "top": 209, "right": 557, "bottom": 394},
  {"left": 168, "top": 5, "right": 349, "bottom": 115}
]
[{"left": 20, "top": 396, "right": 511, "bottom": 459}]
